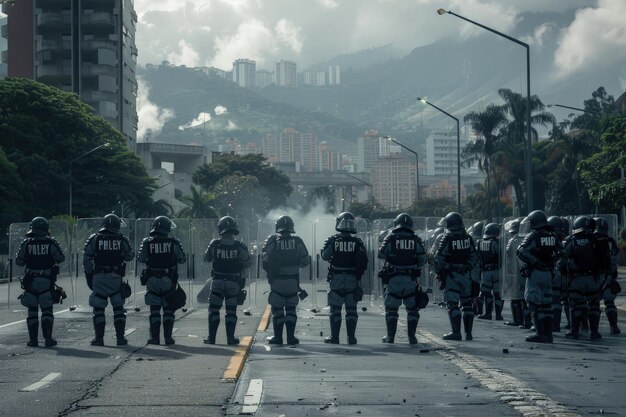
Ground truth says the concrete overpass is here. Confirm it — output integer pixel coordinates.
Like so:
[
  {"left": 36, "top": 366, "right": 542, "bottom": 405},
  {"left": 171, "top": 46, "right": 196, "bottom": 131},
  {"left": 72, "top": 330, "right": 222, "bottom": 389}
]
[{"left": 284, "top": 171, "right": 371, "bottom": 187}]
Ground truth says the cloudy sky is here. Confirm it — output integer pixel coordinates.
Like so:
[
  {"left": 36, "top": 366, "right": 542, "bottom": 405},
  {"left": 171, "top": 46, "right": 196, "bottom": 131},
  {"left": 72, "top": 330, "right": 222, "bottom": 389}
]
[{"left": 132, "top": 0, "right": 626, "bottom": 82}]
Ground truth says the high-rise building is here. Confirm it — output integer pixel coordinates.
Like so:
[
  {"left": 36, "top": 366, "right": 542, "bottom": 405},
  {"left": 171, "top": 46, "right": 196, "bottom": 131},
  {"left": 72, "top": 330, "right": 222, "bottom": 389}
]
[
  {"left": 372, "top": 154, "right": 417, "bottom": 210},
  {"left": 302, "top": 71, "right": 326, "bottom": 86},
  {"left": 1, "top": 0, "right": 139, "bottom": 145},
  {"left": 255, "top": 69, "right": 273, "bottom": 88},
  {"left": 297, "top": 131, "right": 318, "bottom": 172},
  {"left": 356, "top": 130, "right": 381, "bottom": 172},
  {"left": 328, "top": 65, "right": 340, "bottom": 85},
  {"left": 318, "top": 141, "right": 341, "bottom": 172},
  {"left": 0, "top": 16, "right": 7, "bottom": 78},
  {"left": 232, "top": 58, "right": 255, "bottom": 88},
  {"left": 275, "top": 60, "right": 297, "bottom": 86},
  {"left": 425, "top": 128, "right": 467, "bottom": 176}
]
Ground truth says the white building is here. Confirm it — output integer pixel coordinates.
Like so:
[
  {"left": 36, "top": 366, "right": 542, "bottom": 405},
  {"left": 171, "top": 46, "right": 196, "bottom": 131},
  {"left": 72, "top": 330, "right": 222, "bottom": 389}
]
[
  {"left": 372, "top": 155, "right": 417, "bottom": 210},
  {"left": 302, "top": 71, "right": 326, "bottom": 86},
  {"left": 275, "top": 60, "right": 297, "bottom": 86},
  {"left": 425, "top": 128, "right": 468, "bottom": 176},
  {"left": 256, "top": 69, "right": 273, "bottom": 88},
  {"left": 328, "top": 65, "right": 340, "bottom": 85},
  {"left": 232, "top": 58, "right": 256, "bottom": 88}
]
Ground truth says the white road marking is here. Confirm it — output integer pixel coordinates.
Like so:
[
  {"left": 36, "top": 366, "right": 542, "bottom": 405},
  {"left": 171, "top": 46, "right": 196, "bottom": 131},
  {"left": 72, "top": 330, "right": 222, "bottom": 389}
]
[
  {"left": 241, "top": 378, "right": 263, "bottom": 414},
  {"left": 187, "top": 334, "right": 198, "bottom": 338},
  {"left": 172, "top": 327, "right": 178, "bottom": 334},
  {"left": 19, "top": 373, "right": 61, "bottom": 392},
  {"left": 419, "top": 330, "right": 581, "bottom": 417},
  {"left": 0, "top": 309, "right": 70, "bottom": 330},
  {"left": 258, "top": 344, "right": 271, "bottom": 352},
  {"left": 124, "top": 328, "right": 136, "bottom": 336}
]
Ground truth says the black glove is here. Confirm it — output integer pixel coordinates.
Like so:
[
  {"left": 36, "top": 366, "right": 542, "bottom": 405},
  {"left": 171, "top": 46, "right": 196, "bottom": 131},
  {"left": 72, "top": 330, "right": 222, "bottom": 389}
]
[{"left": 86, "top": 272, "right": 94, "bottom": 290}]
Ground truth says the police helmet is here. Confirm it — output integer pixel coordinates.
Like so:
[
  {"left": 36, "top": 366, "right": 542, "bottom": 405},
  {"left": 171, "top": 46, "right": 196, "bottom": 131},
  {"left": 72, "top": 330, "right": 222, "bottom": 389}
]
[
  {"left": 572, "top": 216, "right": 593, "bottom": 235},
  {"left": 218, "top": 216, "right": 239, "bottom": 236},
  {"left": 505, "top": 218, "right": 520, "bottom": 236},
  {"left": 393, "top": 213, "right": 413, "bottom": 231},
  {"left": 527, "top": 210, "right": 548, "bottom": 230},
  {"left": 547, "top": 216, "right": 564, "bottom": 237},
  {"left": 26, "top": 217, "right": 49, "bottom": 237},
  {"left": 444, "top": 212, "right": 464, "bottom": 231},
  {"left": 470, "top": 221, "right": 485, "bottom": 238},
  {"left": 275, "top": 215, "right": 295, "bottom": 234},
  {"left": 437, "top": 217, "right": 445, "bottom": 227},
  {"left": 150, "top": 216, "right": 176, "bottom": 236},
  {"left": 593, "top": 217, "right": 609, "bottom": 236},
  {"left": 336, "top": 212, "right": 357, "bottom": 234},
  {"left": 100, "top": 213, "right": 124, "bottom": 234},
  {"left": 482, "top": 223, "right": 500, "bottom": 239}
]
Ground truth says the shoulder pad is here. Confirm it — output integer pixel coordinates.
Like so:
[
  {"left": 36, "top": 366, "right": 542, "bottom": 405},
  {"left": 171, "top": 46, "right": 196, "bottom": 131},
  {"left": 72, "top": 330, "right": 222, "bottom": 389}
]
[{"left": 238, "top": 241, "right": 250, "bottom": 251}]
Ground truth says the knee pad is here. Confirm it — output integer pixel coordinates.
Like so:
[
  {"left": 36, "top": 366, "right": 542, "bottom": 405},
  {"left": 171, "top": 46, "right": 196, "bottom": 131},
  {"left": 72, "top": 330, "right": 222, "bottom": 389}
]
[
  {"left": 209, "top": 303, "right": 222, "bottom": 315},
  {"left": 285, "top": 306, "right": 297, "bottom": 318}
]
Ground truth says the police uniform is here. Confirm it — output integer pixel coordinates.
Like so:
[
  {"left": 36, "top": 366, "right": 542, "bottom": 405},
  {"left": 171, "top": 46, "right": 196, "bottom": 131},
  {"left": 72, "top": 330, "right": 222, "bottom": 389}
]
[
  {"left": 83, "top": 215, "right": 135, "bottom": 346},
  {"left": 15, "top": 217, "right": 65, "bottom": 347},
  {"left": 547, "top": 216, "right": 568, "bottom": 333},
  {"left": 138, "top": 217, "right": 186, "bottom": 345},
  {"left": 517, "top": 211, "right": 562, "bottom": 343},
  {"left": 477, "top": 224, "right": 503, "bottom": 321},
  {"left": 204, "top": 217, "right": 250, "bottom": 346},
  {"left": 378, "top": 213, "right": 427, "bottom": 344},
  {"left": 595, "top": 226, "right": 620, "bottom": 334},
  {"left": 434, "top": 212, "right": 479, "bottom": 341},
  {"left": 262, "top": 216, "right": 310, "bottom": 345},
  {"left": 502, "top": 219, "right": 527, "bottom": 327},
  {"left": 563, "top": 217, "right": 603, "bottom": 340},
  {"left": 321, "top": 212, "right": 368, "bottom": 345}
]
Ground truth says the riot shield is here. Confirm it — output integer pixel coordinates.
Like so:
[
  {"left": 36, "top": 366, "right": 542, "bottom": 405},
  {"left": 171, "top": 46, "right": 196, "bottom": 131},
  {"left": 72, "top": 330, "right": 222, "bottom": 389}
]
[
  {"left": 7, "top": 221, "right": 70, "bottom": 310},
  {"left": 312, "top": 218, "right": 338, "bottom": 311},
  {"left": 71, "top": 218, "right": 135, "bottom": 311},
  {"left": 501, "top": 217, "right": 527, "bottom": 301},
  {"left": 370, "top": 219, "right": 395, "bottom": 304},
  {"left": 190, "top": 219, "right": 218, "bottom": 309}
]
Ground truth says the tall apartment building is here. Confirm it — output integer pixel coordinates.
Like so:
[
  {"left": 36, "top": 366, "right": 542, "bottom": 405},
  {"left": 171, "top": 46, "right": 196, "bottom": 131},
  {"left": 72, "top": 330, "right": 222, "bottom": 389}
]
[
  {"left": 356, "top": 130, "right": 381, "bottom": 172},
  {"left": 232, "top": 58, "right": 255, "bottom": 88},
  {"left": 302, "top": 71, "right": 325, "bottom": 86},
  {"left": 425, "top": 128, "right": 467, "bottom": 176},
  {"left": 0, "top": 17, "right": 6, "bottom": 78},
  {"left": 275, "top": 59, "right": 297, "bottom": 86},
  {"left": 255, "top": 69, "right": 273, "bottom": 88},
  {"left": 328, "top": 65, "right": 340, "bottom": 85},
  {"left": 372, "top": 155, "right": 417, "bottom": 210},
  {"left": 1, "top": 0, "right": 139, "bottom": 145},
  {"left": 318, "top": 141, "right": 341, "bottom": 172},
  {"left": 262, "top": 128, "right": 318, "bottom": 172}
]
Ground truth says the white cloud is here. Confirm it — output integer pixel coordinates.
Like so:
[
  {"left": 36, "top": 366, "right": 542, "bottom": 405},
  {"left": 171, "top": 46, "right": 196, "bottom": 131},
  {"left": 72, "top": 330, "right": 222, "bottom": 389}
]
[
  {"left": 214, "top": 105, "right": 228, "bottom": 115},
  {"left": 318, "top": 0, "right": 338, "bottom": 9},
  {"left": 554, "top": 0, "right": 626, "bottom": 79},
  {"left": 210, "top": 19, "right": 275, "bottom": 68},
  {"left": 521, "top": 23, "right": 556, "bottom": 48},
  {"left": 137, "top": 79, "right": 175, "bottom": 141},
  {"left": 275, "top": 19, "right": 303, "bottom": 54},
  {"left": 178, "top": 112, "right": 212, "bottom": 130},
  {"left": 226, "top": 120, "right": 238, "bottom": 130},
  {"left": 167, "top": 40, "right": 201, "bottom": 67},
  {"left": 450, "top": 0, "right": 520, "bottom": 38}
]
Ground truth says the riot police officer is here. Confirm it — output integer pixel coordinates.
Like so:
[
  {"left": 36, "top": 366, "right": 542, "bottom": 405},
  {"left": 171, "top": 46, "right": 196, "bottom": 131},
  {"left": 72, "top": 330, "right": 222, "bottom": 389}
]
[
  {"left": 593, "top": 217, "right": 621, "bottom": 334},
  {"left": 378, "top": 213, "right": 427, "bottom": 344},
  {"left": 203, "top": 216, "right": 250, "bottom": 345},
  {"left": 321, "top": 212, "right": 368, "bottom": 344},
  {"left": 477, "top": 223, "right": 503, "bottom": 321},
  {"left": 547, "top": 216, "right": 567, "bottom": 332},
  {"left": 517, "top": 210, "right": 562, "bottom": 343},
  {"left": 15, "top": 217, "right": 65, "bottom": 347},
  {"left": 434, "top": 212, "right": 479, "bottom": 341},
  {"left": 83, "top": 214, "right": 135, "bottom": 346},
  {"left": 138, "top": 216, "right": 186, "bottom": 345},
  {"left": 262, "top": 216, "right": 310, "bottom": 345},
  {"left": 503, "top": 218, "right": 526, "bottom": 327}
]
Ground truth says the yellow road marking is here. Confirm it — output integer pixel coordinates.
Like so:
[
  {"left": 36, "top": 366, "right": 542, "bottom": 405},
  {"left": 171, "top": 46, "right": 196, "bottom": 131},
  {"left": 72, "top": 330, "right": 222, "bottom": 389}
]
[
  {"left": 222, "top": 336, "right": 253, "bottom": 382},
  {"left": 258, "top": 304, "right": 271, "bottom": 332}
]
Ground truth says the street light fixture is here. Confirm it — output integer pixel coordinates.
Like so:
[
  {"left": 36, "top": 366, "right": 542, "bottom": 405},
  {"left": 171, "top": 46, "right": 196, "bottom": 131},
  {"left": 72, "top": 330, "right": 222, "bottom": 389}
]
[
  {"left": 438, "top": 7, "right": 533, "bottom": 214},
  {"left": 547, "top": 104, "right": 601, "bottom": 115},
  {"left": 416, "top": 96, "right": 461, "bottom": 212},
  {"left": 69, "top": 143, "right": 109, "bottom": 218},
  {"left": 382, "top": 136, "right": 421, "bottom": 202}
]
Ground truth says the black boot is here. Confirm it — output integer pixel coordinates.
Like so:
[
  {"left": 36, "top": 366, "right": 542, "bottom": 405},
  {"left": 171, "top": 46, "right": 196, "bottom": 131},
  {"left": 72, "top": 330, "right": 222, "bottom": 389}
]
[
  {"left": 27, "top": 320, "right": 39, "bottom": 347},
  {"left": 148, "top": 320, "right": 161, "bottom": 345},
  {"left": 91, "top": 318, "right": 106, "bottom": 346},
  {"left": 607, "top": 310, "right": 621, "bottom": 334},
  {"left": 494, "top": 300, "right": 504, "bottom": 321},
  {"left": 114, "top": 319, "right": 127, "bottom": 346},
  {"left": 476, "top": 297, "right": 484, "bottom": 317},
  {"left": 225, "top": 321, "right": 240, "bottom": 346},
  {"left": 443, "top": 313, "right": 462, "bottom": 341},
  {"left": 478, "top": 298, "right": 493, "bottom": 320},
  {"left": 407, "top": 320, "right": 418, "bottom": 345},
  {"left": 382, "top": 316, "right": 397, "bottom": 343},
  {"left": 267, "top": 316, "right": 284, "bottom": 345},
  {"left": 463, "top": 314, "right": 474, "bottom": 341},
  {"left": 589, "top": 314, "right": 601, "bottom": 340},
  {"left": 552, "top": 307, "right": 562, "bottom": 332},
  {"left": 346, "top": 317, "right": 358, "bottom": 345},
  {"left": 42, "top": 320, "right": 57, "bottom": 348},
  {"left": 324, "top": 317, "right": 341, "bottom": 344},
  {"left": 565, "top": 309, "right": 580, "bottom": 340},
  {"left": 204, "top": 316, "right": 220, "bottom": 344},
  {"left": 544, "top": 315, "right": 554, "bottom": 343},
  {"left": 285, "top": 320, "right": 299, "bottom": 345},
  {"left": 163, "top": 320, "right": 175, "bottom": 345},
  {"left": 505, "top": 301, "right": 521, "bottom": 326},
  {"left": 526, "top": 312, "right": 547, "bottom": 343},
  {"left": 521, "top": 305, "right": 532, "bottom": 329},
  {"left": 580, "top": 312, "right": 589, "bottom": 332}
]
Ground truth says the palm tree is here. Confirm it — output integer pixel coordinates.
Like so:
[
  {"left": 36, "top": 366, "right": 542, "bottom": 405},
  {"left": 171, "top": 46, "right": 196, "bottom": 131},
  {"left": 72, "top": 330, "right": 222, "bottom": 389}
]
[
  {"left": 463, "top": 104, "right": 507, "bottom": 222},
  {"left": 177, "top": 185, "right": 220, "bottom": 219}
]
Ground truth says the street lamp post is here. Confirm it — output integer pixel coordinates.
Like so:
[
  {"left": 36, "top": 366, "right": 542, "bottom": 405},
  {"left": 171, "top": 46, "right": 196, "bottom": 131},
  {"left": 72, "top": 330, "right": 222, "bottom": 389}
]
[
  {"left": 416, "top": 97, "right": 461, "bottom": 212},
  {"left": 438, "top": 7, "right": 533, "bottom": 214},
  {"left": 546, "top": 104, "right": 601, "bottom": 115},
  {"left": 69, "top": 143, "right": 109, "bottom": 218},
  {"left": 382, "top": 136, "right": 421, "bottom": 202}
]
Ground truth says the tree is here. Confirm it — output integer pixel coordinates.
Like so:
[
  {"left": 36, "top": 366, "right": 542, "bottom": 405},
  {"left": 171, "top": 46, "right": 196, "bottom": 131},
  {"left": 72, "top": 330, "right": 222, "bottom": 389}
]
[
  {"left": 193, "top": 153, "right": 292, "bottom": 210},
  {"left": 578, "top": 116, "right": 626, "bottom": 211},
  {"left": 0, "top": 78, "right": 155, "bottom": 220},
  {"left": 177, "top": 185, "right": 220, "bottom": 219}
]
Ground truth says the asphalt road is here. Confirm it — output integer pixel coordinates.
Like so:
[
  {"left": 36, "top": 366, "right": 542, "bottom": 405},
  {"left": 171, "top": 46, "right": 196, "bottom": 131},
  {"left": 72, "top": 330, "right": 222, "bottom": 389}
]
[{"left": 1, "top": 275, "right": 625, "bottom": 417}]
